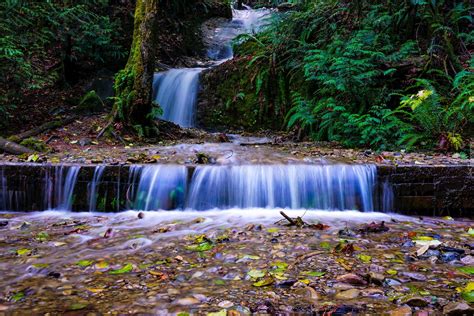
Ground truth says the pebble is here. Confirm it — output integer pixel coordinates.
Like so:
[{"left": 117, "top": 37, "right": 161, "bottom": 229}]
[
  {"left": 335, "top": 289, "right": 360, "bottom": 300},
  {"left": 218, "top": 300, "right": 234, "bottom": 308},
  {"left": 368, "top": 272, "right": 385, "bottom": 285},
  {"left": 441, "top": 252, "right": 460, "bottom": 262},
  {"left": 401, "top": 296, "right": 428, "bottom": 307},
  {"left": 460, "top": 255, "right": 474, "bottom": 265},
  {"left": 442, "top": 301, "right": 474, "bottom": 315},
  {"left": 389, "top": 306, "right": 412, "bottom": 316},
  {"left": 401, "top": 272, "right": 427, "bottom": 281},
  {"left": 175, "top": 297, "right": 200, "bottom": 305},
  {"left": 300, "top": 286, "right": 319, "bottom": 304},
  {"left": 385, "top": 279, "right": 402, "bottom": 287},
  {"left": 336, "top": 273, "right": 367, "bottom": 285}
]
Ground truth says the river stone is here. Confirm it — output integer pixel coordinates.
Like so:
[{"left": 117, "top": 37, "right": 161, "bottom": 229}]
[
  {"left": 175, "top": 297, "right": 200, "bottom": 305},
  {"left": 368, "top": 272, "right": 385, "bottom": 285},
  {"left": 401, "top": 272, "right": 427, "bottom": 281},
  {"left": 298, "top": 286, "right": 319, "bottom": 304},
  {"left": 389, "top": 306, "right": 412, "bottom": 316},
  {"left": 460, "top": 255, "right": 474, "bottom": 265},
  {"left": 400, "top": 296, "right": 428, "bottom": 307},
  {"left": 385, "top": 278, "right": 402, "bottom": 287},
  {"left": 441, "top": 252, "right": 460, "bottom": 262},
  {"left": 335, "top": 289, "right": 360, "bottom": 300},
  {"left": 218, "top": 300, "right": 234, "bottom": 308},
  {"left": 443, "top": 302, "right": 474, "bottom": 316},
  {"left": 336, "top": 273, "right": 367, "bottom": 285}
]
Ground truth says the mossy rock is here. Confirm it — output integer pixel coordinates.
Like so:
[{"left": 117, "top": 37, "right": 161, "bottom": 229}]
[
  {"left": 19, "top": 137, "right": 47, "bottom": 152},
  {"left": 76, "top": 90, "right": 104, "bottom": 114}
]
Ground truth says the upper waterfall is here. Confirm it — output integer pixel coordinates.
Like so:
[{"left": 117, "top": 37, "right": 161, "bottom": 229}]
[{"left": 152, "top": 5, "right": 271, "bottom": 127}]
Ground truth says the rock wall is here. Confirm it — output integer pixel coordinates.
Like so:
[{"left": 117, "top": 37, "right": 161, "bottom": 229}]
[{"left": 378, "top": 165, "right": 473, "bottom": 217}]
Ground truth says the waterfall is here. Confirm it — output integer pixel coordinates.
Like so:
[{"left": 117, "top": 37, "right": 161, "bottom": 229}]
[
  {"left": 54, "top": 166, "right": 81, "bottom": 211},
  {"left": 187, "top": 164, "right": 376, "bottom": 211},
  {"left": 133, "top": 165, "right": 188, "bottom": 211},
  {"left": 88, "top": 165, "right": 106, "bottom": 212},
  {"left": 207, "top": 6, "right": 271, "bottom": 60},
  {"left": 152, "top": 68, "right": 203, "bottom": 127},
  {"left": 131, "top": 164, "right": 378, "bottom": 212},
  {"left": 152, "top": 6, "right": 270, "bottom": 127}
]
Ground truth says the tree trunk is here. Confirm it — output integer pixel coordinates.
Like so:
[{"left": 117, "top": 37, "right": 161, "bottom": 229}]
[{"left": 112, "top": 0, "right": 158, "bottom": 135}]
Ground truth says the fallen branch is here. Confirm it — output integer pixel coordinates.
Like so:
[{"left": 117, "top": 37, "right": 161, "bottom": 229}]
[
  {"left": 0, "top": 137, "right": 34, "bottom": 155},
  {"left": 13, "top": 116, "right": 77, "bottom": 141},
  {"left": 280, "top": 211, "right": 296, "bottom": 226}
]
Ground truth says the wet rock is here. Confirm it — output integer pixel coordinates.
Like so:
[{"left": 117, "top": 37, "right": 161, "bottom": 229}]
[
  {"left": 218, "top": 300, "right": 234, "bottom": 308},
  {"left": 385, "top": 279, "right": 402, "bottom": 287},
  {"left": 389, "top": 306, "right": 412, "bottom": 316},
  {"left": 419, "top": 249, "right": 440, "bottom": 259},
  {"left": 338, "top": 228, "right": 357, "bottom": 238},
  {"left": 138, "top": 212, "right": 145, "bottom": 219},
  {"left": 440, "top": 246, "right": 465, "bottom": 255},
  {"left": 400, "top": 296, "right": 429, "bottom": 307},
  {"left": 460, "top": 255, "right": 474, "bottom": 265},
  {"left": 401, "top": 272, "right": 427, "bottom": 281},
  {"left": 335, "top": 289, "right": 360, "bottom": 300},
  {"left": 441, "top": 252, "right": 460, "bottom": 262},
  {"left": 300, "top": 286, "right": 319, "bottom": 304},
  {"left": 361, "top": 288, "right": 384, "bottom": 298},
  {"left": 175, "top": 297, "right": 200, "bottom": 305},
  {"left": 368, "top": 272, "right": 385, "bottom": 285},
  {"left": 48, "top": 271, "right": 61, "bottom": 278},
  {"left": 442, "top": 302, "right": 474, "bottom": 316},
  {"left": 333, "top": 283, "right": 356, "bottom": 290},
  {"left": 79, "top": 138, "right": 92, "bottom": 147},
  {"left": 275, "top": 279, "right": 297, "bottom": 288},
  {"left": 0, "top": 220, "right": 8, "bottom": 227},
  {"left": 336, "top": 273, "right": 367, "bottom": 285}
]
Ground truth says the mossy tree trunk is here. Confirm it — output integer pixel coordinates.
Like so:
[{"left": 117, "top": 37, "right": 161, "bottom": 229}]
[{"left": 112, "top": 0, "right": 158, "bottom": 135}]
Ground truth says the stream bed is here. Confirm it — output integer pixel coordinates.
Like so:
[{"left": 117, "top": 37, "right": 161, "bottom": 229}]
[{"left": 0, "top": 210, "right": 473, "bottom": 314}]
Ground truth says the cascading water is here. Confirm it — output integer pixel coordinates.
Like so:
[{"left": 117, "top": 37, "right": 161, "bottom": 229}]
[
  {"left": 187, "top": 164, "right": 376, "bottom": 211},
  {"left": 152, "top": 68, "right": 203, "bottom": 127},
  {"left": 131, "top": 164, "right": 379, "bottom": 212},
  {"left": 133, "top": 165, "right": 188, "bottom": 211},
  {"left": 53, "top": 166, "right": 81, "bottom": 211},
  {"left": 152, "top": 5, "right": 270, "bottom": 127},
  {"left": 88, "top": 165, "right": 106, "bottom": 212},
  {"left": 206, "top": 5, "right": 271, "bottom": 60}
]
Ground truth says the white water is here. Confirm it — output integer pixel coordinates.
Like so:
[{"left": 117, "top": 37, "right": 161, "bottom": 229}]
[
  {"left": 152, "top": 68, "right": 203, "bottom": 127},
  {"left": 207, "top": 5, "right": 271, "bottom": 60},
  {"left": 188, "top": 164, "right": 376, "bottom": 211},
  {"left": 133, "top": 165, "right": 188, "bottom": 211},
  {"left": 131, "top": 164, "right": 380, "bottom": 212},
  {"left": 53, "top": 166, "right": 81, "bottom": 211},
  {"left": 152, "top": 5, "right": 271, "bottom": 127},
  {"left": 88, "top": 165, "right": 106, "bottom": 212}
]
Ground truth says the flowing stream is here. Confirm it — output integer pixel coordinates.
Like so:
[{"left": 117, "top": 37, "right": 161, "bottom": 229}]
[{"left": 152, "top": 5, "right": 271, "bottom": 127}]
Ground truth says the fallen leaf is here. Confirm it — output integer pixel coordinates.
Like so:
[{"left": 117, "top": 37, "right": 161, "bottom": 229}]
[{"left": 109, "top": 263, "right": 133, "bottom": 275}]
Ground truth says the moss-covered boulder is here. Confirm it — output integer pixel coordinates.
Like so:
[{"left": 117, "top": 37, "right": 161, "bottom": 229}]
[{"left": 76, "top": 90, "right": 105, "bottom": 114}]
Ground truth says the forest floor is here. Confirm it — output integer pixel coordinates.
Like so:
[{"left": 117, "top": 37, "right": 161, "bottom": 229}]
[
  {"left": 0, "top": 210, "right": 473, "bottom": 315},
  {"left": 0, "top": 114, "right": 472, "bottom": 166}
]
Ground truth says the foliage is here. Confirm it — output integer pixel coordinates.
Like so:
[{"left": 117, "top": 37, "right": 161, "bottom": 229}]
[
  {"left": 0, "top": 0, "right": 128, "bottom": 128},
  {"left": 232, "top": 0, "right": 473, "bottom": 151}
]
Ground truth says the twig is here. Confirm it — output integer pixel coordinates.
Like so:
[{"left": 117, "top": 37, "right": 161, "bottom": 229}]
[{"left": 280, "top": 211, "right": 296, "bottom": 226}]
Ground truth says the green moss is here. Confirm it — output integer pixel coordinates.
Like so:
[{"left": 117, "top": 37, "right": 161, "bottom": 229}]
[
  {"left": 19, "top": 137, "right": 47, "bottom": 152},
  {"left": 76, "top": 90, "right": 104, "bottom": 114}
]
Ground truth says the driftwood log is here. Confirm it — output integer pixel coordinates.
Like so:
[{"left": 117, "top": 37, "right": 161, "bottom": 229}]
[{"left": 0, "top": 137, "right": 33, "bottom": 155}]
